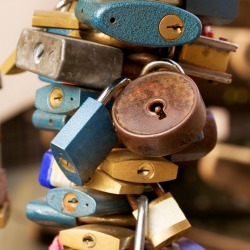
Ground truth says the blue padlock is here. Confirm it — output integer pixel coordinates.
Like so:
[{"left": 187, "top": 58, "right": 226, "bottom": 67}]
[
  {"left": 26, "top": 197, "right": 77, "bottom": 228},
  {"left": 38, "top": 150, "right": 76, "bottom": 188},
  {"left": 46, "top": 187, "right": 131, "bottom": 217},
  {"left": 38, "top": 75, "right": 63, "bottom": 84},
  {"left": 32, "top": 109, "right": 70, "bottom": 131},
  {"left": 51, "top": 77, "right": 131, "bottom": 186},
  {"left": 35, "top": 84, "right": 99, "bottom": 114},
  {"left": 74, "top": 0, "right": 202, "bottom": 47}
]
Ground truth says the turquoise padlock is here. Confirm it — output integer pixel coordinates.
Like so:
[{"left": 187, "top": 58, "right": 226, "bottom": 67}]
[
  {"left": 35, "top": 84, "right": 99, "bottom": 114},
  {"left": 32, "top": 110, "right": 70, "bottom": 131},
  {"left": 46, "top": 187, "right": 131, "bottom": 217},
  {"left": 75, "top": 0, "right": 202, "bottom": 47}
]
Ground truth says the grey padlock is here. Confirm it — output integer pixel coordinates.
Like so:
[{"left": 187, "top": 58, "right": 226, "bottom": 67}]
[{"left": 16, "top": 28, "right": 123, "bottom": 89}]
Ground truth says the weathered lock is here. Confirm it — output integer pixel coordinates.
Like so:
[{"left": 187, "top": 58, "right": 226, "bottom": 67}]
[
  {"left": 51, "top": 77, "right": 131, "bottom": 186},
  {"left": 46, "top": 186, "right": 131, "bottom": 217},
  {"left": 169, "top": 111, "right": 217, "bottom": 162},
  {"left": 38, "top": 150, "right": 76, "bottom": 188},
  {"left": 184, "top": 0, "right": 238, "bottom": 25},
  {"left": 26, "top": 197, "right": 135, "bottom": 228},
  {"left": 16, "top": 28, "right": 123, "bottom": 89},
  {"left": 75, "top": 0, "right": 202, "bottom": 47},
  {"left": 178, "top": 36, "right": 238, "bottom": 73},
  {"left": 85, "top": 169, "right": 146, "bottom": 195},
  {"left": 100, "top": 148, "right": 178, "bottom": 183},
  {"left": 129, "top": 184, "right": 191, "bottom": 250},
  {"left": 59, "top": 224, "right": 134, "bottom": 250},
  {"left": 112, "top": 71, "right": 206, "bottom": 156},
  {"left": 35, "top": 84, "right": 99, "bottom": 114},
  {"left": 32, "top": 109, "right": 71, "bottom": 131}
]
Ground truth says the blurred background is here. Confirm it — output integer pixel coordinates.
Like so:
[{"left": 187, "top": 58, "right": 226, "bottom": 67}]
[{"left": 0, "top": 0, "right": 250, "bottom": 249}]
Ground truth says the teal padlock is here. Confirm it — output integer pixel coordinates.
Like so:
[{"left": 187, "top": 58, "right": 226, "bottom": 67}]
[
  {"left": 46, "top": 187, "right": 131, "bottom": 217},
  {"left": 35, "top": 84, "right": 99, "bottom": 114},
  {"left": 51, "top": 77, "right": 131, "bottom": 186},
  {"left": 74, "top": 0, "right": 202, "bottom": 47},
  {"left": 32, "top": 109, "right": 70, "bottom": 131}
]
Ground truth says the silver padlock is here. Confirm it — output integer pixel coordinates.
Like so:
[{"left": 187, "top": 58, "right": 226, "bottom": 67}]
[{"left": 16, "top": 28, "right": 123, "bottom": 89}]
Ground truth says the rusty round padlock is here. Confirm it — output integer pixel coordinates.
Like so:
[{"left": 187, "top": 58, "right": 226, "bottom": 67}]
[
  {"left": 169, "top": 110, "right": 217, "bottom": 162},
  {"left": 112, "top": 71, "right": 207, "bottom": 157}
]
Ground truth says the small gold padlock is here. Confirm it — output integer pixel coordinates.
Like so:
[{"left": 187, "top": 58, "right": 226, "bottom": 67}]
[
  {"left": 85, "top": 169, "right": 146, "bottom": 195},
  {"left": 59, "top": 224, "right": 135, "bottom": 250},
  {"left": 130, "top": 184, "right": 191, "bottom": 250},
  {"left": 100, "top": 148, "right": 178, "bottom": 183}
]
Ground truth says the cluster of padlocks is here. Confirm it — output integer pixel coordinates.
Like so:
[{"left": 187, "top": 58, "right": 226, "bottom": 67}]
[{"left": 2, "top": 0, "right": 239, "bottom": 249}]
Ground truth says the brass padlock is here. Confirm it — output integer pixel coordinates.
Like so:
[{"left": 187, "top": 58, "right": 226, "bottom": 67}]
[
  {"left": 112, "top": 71, "right": 206, "bottom": 156},
  {"left": 59, "top": 224, "right": 135, "bottom": 250},
  {"left": 100, "top": 148, "right": 178, "bottom": 183},
  {"left": 85, "top": 169, "right": 146, "bottom": 195},
  {"left": 128, "top": 184, "right": 191, "bottom": 250}
]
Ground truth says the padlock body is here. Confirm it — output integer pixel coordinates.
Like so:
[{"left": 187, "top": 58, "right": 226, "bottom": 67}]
[
  {"left": 26, "top": 197, "right": 77, "bottom": 228},
  {"left": 51, "top": 97, "right": 118, "bottom": 185},
  {"left": 46, "top": 187, "right": 131, "bottom": 217},
  {"left": 16, "top": 28, "right": 123, "bottom": 89},
  {"left": 112, "top": 72, "right": 206, "bottom": 156},
  {"left": 133, "top": 193, "right": 191, "bottom": 249},
  {"left": 35, "top": 83, "right": 99, "bottom": 114},
  {"left": 59, "top": 224, "right": 134, "bottom": 250},
  {"left": 75, "top": 0, "right": 201, "bottom": 47},
  {"left": 32, "top": 109, "right": 70, "bottom": 131}
]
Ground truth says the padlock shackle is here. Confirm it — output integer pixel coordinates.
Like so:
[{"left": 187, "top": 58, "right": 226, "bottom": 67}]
[
  {"left": 140, "top": 59, "right": 185, "bottom": 76},
  {"left": 134, "top": 195, "right": 148, "bottom": 250},
  {"left": 97, "top": 77, "right": 131, "bottom": 105},
  {"left": 151, "top": 183, "right": 165, "bottom": 197}
]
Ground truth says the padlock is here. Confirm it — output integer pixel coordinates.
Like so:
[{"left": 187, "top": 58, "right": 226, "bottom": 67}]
[
  {"left": 112, "top": 71, "right": 206, "bottom": 156},
  {"left": 169, "top": 111, "right": 217, "bottom": 162},
  {"left": 59, "top": 224, "right": 135, "bottom": 250},
  {"left": 85, "top": 169, "right": 146, "bottom": 195},
  {"left": 0, "top": 50, "right": 25, "bottom": 75},
  {"left": 75, "top": 0, "right": 202, "bottom": 47},
  {"left": 38, "top": 149, "right": 76, "bottom": 188},
  {"left": 32, "top": 109, "right": 71, "bottom": 131},
  {"left": 16, "top": 28, "right": 123, "bottom": 89},
  {"left": 26, "top": 197, "right": 135, "bottom": 228},
  {"left": 51, "top": 77, "right": 131, "bottom": 186},
  {"left": 128, "top": 183, "right": 191, "bottom": 250},
  {"left": 100, "top": 148, "right": 178, "bottom": 183},
  {"left": 177, "top": 36, "right": 238, "bottom": 73},
  {"left": 32, "top": 10, "right": 88, "bottom": 30},
  {"left": 184, "top": 0, "right": 238, "bottom": 25},
  {"left": 35, "top": 84, "right": 99, "bottom": 114},
  {"left": 46, "top": 186, "right": 131, "bottom": 217},
  {"left": 0, "top": 201, "right": 11, "bottom": 228}
]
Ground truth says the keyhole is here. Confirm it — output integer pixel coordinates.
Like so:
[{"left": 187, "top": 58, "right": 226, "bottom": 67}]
[
  {"left": 137, "top": 163, "right": 154, "bottom": 180},
  {"left": 148, "top": 101, "right": 167, "bottom": 120},
  {"left": 59, "top": 157, "right": 76, "bottom": 172},
  {"left": 49, "top": 88, "right": 64, "bottom": 108},
  {"left": 63, "top": 193, "right": 78, "bottom": 213},
  {"left": 82, "top": 234, "right": 96, "bottom": 248},
  {"left": 166, "top": 25, "right": 183, "bottom": 32},
  {"left": 33, "top": 42, "right": 44, "bottom": 64}
]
